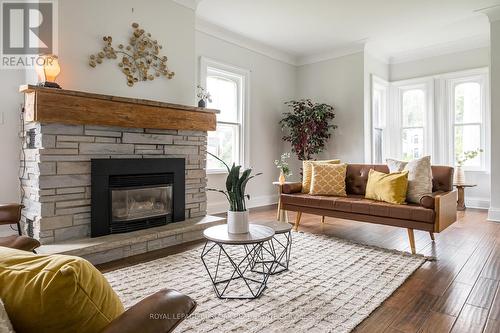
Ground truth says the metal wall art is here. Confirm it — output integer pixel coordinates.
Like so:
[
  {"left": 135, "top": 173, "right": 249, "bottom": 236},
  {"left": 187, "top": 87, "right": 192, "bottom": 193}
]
[{"left": 89, "top": 22, "right": 175, "bottom": 87}]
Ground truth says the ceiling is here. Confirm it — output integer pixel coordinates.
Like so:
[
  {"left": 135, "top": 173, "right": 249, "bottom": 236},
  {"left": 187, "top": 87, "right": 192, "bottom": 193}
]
[{"left": 195, "top": 0, "right": 500, "bottom": 65}]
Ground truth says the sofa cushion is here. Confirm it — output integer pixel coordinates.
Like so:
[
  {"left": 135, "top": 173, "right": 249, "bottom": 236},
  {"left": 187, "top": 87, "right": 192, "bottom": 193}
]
[
  {"left": 281, "top": 194, "right": 435, "bottom": 223},
  {"left": 387, "top": 156, "right": 433, "bottom": 203},
  {"left": 310, "top": 163, "right": 347, "bottom": 196},
  {"left": 0, "top": 246, "right": 124, "bottom": 333},
  {"left": 302, "top": 159, "right": 340, "bottom": 193},
  {"left": 365, "top": 169, "right": 409, "bottom": 204}
]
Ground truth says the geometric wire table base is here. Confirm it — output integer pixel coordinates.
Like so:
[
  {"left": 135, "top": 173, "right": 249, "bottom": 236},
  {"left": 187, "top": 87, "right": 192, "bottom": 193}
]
[
  {"left": 247, "top": 231, "right": 292, "bottom": 275},
  {"left": 201, "top": 240, "right": 275, "bottom": 299}
]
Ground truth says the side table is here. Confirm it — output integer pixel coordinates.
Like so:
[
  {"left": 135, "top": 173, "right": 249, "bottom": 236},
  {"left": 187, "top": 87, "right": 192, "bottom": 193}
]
[
  {"left": 248, "top": 220, "right": 292, "bottom": 274},
  {"left": 273, "top": 181, "right": 294, "bottom": 223},
  {"left": 201, "top": 224, "right": 275, "bottom": 299},
  {"left": 454, "top": 183, "right": 477, "bottom": 211}
]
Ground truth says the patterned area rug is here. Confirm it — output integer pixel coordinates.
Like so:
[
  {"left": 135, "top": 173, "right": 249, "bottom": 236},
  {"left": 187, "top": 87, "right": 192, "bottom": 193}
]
[{"left": 104, "top": 232, "right": 426, "bottom": 333}]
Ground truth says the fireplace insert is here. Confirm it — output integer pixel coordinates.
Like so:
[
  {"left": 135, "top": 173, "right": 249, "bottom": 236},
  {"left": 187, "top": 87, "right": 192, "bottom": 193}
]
[{"left": 91, "top": 158, "right": 185, "bottom": 237}]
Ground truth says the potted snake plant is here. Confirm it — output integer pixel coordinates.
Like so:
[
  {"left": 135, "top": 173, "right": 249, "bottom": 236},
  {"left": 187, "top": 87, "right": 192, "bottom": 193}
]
[{"left": 208, "top": 153, "right": 262, "bottom": 234}]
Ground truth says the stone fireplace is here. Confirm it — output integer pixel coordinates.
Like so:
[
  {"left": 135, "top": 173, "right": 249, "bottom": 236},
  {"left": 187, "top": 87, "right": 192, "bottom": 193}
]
[{"left": 19, "top": 85, "right": 222, "bottom": 254}]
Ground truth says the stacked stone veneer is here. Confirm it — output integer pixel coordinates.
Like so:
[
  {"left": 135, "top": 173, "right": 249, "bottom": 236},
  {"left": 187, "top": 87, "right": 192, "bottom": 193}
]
[{"left": 20, "top": 123, "right": 207, "bottom": 245}]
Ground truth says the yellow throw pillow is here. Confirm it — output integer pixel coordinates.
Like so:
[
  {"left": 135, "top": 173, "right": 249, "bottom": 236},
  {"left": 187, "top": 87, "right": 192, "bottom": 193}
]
[
  {"left": 302, "top": 159, "right": 340, "bottom": 193},
  {"left": 365, "top": 169, "right": 409, "bottom": 204},
  {"left": 309, "top": 163, "right": 347, "bottom": 196},
  {"left": 0, "top": 246, "right": 124, "bottom": 333}
]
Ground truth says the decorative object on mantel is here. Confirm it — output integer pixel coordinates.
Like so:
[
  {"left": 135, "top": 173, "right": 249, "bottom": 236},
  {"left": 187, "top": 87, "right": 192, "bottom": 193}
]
[
  {"left": 89, "top": 22, "right": 175, "bottom": 87},
  {"left": 279, "top": 99, "right": 337, "bottom": 161},
  {"left": 274, "top": 152, "right": 292, "bottom": 184},
  {"left": 34, "top": 54, "right": 61, "bottom": 89},
  {"left": 196, "top": 85, "right": 212, "bottom": 108},
  {"left": 19, "top": 85, "right": 218, "bottom": 131},
  {"left": 454, "top": 148, "right": 483, "bottom": 185},
  {"left": 207, "top": 153, "right": 262, "bottom": 234}
]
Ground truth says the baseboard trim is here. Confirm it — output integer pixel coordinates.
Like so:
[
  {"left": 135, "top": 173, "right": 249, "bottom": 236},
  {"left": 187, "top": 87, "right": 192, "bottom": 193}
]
[
  {"left": 488, "top": 207, "right": 500, "bottom": 222},
  {"left": 465, "top": 197, "right": 490, "bottom": 210},
  {"left": 207, "top": 194, "right": 277, "bottom": 215}
]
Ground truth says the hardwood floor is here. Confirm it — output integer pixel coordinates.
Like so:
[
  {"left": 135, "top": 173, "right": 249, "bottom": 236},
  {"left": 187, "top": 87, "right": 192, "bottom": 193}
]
[{"left": 97, "top": 206, "right": 500, "bottom": 333}]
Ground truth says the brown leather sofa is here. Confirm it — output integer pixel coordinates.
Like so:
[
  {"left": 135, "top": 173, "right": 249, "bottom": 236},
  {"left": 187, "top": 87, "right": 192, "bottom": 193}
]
[
  {"left": 101, "top": 289, "right": 196, "bottom": 333},
  {"left": 280, "top": 164, "right": 457, "bottom": 254}
]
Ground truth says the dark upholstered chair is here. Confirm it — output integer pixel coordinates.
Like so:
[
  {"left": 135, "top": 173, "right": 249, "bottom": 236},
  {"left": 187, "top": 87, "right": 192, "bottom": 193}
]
[{"left": 0, "top": 204, "right": 40, "bottom": 252}]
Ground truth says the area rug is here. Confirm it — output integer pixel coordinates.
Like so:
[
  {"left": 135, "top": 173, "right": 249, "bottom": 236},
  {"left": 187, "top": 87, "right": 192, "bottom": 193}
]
[{"left": 104, "top": 232, "right": 426, "bottom": 333}]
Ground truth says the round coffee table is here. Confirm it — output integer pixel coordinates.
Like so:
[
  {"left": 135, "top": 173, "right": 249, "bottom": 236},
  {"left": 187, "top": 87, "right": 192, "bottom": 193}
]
[
  {"left": 249, "top": 221, "right": 292, "bottom": 274},
  {"left": 201, "top": 224, "right": 275, "bottom": 299}
]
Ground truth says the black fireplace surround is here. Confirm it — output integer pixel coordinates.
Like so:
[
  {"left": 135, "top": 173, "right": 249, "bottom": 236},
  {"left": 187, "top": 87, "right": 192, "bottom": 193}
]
[{"left": 91, "top": 158, "right": 185, "bottom": 237}]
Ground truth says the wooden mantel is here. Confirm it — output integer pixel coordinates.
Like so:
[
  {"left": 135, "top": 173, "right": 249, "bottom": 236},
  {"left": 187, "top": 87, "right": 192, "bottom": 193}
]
[{"left": 20, "top": 85, "right": 218, "bottom": 131}]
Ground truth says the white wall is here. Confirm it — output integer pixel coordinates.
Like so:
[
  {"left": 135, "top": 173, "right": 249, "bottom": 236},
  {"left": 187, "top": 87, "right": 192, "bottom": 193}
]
[
  {"left": 25, "top": 0, "right": 197, "bottom": 105},
  {"left": 296, "top": 52, "right": 365, "bottom": 163},
  {"left": 488, "top": 19, "right": 500, "bottom": 220},
  {"left": 195, "top": 31, "right": 296, "bottom": 214},
  {"left": 388, "top": 48, "right": 491, "bottom": 209},
  {"left": 390, "top": 48, "right": 490, "bottom": 81},
  {"left": 0, "top": 70, "right": 24, "bottom": 236}
]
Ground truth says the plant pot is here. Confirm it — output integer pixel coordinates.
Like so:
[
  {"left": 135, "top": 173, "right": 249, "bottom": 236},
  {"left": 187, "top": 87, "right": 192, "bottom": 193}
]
[
  {"left": 279, "top": 171, "right": 286, "bottom": 185},
  {"left": 227, "top": 210, "right": 249, "bottom": 234},
  {"left": 454, "top": 166, "right": 466, "bottom": 185},
  {"left": 198, "top": 99, "right": 206, "bottom": 108}
]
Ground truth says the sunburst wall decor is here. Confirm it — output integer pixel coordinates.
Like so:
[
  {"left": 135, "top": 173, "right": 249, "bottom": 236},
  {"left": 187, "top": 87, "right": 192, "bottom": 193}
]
[{"left": 89, "top": 22, "right": 175, "bottom": 87}]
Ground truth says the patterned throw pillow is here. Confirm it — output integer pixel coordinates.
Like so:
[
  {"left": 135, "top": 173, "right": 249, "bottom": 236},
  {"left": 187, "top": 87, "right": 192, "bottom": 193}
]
[
  {"left": 302, "top": 159, "right": 340, "bottom": 193},
  {"left": 309, "top": 163, "right": 347, "bottom": 196},
  {"left": 0, "top": 299, "right": 15, "bottom": 333},
  {"left": 386, "top": 156, "right": 432, "bottom": 204},
  {"left": 365, "top": 169, "right": 409, "bottom": 204}
]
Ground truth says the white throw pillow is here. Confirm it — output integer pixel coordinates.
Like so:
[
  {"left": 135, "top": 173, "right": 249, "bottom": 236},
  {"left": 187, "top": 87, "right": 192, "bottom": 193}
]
[
  {"left": 386, "top": 156, "right": 432, "bottom": 204},
  {"left": 0, "top": 299, "right": 15, "bottom": 333}
]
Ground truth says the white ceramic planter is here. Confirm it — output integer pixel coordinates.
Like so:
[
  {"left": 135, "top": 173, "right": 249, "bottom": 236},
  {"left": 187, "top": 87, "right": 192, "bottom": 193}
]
[
  {"left": 454, "top": 166, "right": 466, "bottom": 185},
  {"left": 227, "top": 210, "right": 249, "bottom": 234}
]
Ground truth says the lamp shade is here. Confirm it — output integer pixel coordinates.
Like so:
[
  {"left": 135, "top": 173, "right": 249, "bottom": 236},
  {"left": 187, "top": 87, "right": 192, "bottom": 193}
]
[{"left": 35, "top": 55, "right": 61, "bottom": 87}]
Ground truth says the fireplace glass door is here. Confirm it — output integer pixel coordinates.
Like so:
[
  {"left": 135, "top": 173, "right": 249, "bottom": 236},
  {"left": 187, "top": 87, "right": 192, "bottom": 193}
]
[{"left": 111, "top": 185, "right": 172, "bottom": 223}]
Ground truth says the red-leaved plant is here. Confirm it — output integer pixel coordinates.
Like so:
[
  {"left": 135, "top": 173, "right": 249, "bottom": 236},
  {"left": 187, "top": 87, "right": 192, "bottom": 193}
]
[{"left": 279, "top": 99, "right": 336, "bottom": 160}]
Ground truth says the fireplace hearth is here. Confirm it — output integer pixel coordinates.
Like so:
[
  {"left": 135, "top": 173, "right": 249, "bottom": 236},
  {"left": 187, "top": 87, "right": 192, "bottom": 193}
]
[{"left": 91, "top": 158, "right": 185, "bottom": 237}]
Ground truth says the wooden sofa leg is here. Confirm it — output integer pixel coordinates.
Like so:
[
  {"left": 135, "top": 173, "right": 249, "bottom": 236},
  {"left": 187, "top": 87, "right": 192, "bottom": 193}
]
[
  {"left": 429, "top": 232, "right": 435, "bottom": 241},
  {"left": 407, "top": 228, "right": 416, "bottom": 254},
  {"left": 321, "top": 216, "right": 325, "bottom": 224},
  {"left": 294, "top": 212, "right": 302, "bottom": 231}
]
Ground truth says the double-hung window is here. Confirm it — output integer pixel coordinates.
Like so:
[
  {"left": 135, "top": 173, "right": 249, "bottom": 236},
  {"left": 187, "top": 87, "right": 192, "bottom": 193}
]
[
  {"left": 445, "top": 71, "right": 488, "bottom": 170},
  {"left": 200, "top": 57, "right": 248, "bottom": 173}
]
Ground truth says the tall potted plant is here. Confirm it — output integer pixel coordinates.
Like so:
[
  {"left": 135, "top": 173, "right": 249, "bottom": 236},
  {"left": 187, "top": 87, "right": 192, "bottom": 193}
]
[
  {"left": 208, "top": 153, "right": 262, "bottom": 234},
  {"left": 279, "top": 99, "right": 337, "bottom": 160}
]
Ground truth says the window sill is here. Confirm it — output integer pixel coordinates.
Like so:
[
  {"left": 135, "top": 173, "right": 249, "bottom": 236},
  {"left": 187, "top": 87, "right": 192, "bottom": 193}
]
[{"left": 207, "top": 170, "right": 228, "bottom": 175}]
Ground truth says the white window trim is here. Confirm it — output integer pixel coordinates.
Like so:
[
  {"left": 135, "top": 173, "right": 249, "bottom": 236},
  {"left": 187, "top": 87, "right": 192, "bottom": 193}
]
[
  {"left": 199, "top": 56, "right": 250, "bottom": 174},
  {"left": 370, "top": 75, "right": 390, "bottom": 163},
  {"left": 440, "top": 68, "right": 490, "bottom": 172}
]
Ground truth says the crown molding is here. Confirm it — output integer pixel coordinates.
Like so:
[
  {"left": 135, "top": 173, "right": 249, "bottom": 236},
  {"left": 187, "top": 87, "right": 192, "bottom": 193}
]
[
  {"left": 195, "top": 18, "right": 298, "bottom": 65},
  {"left": 388, "top": 34, "right": 490, "bottom": 64},
  {"left": 172, "top": 0, "right": 203, "bottom": 10},
  {"left": 475, "top": 4, "right": 500, "bottom": 22},
  {"left": 296, "top": 41, "right": 367, "bottom": 66}
]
